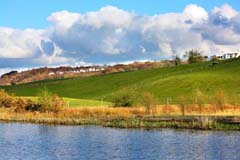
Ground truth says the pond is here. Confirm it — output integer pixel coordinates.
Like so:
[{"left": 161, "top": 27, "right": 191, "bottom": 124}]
[{"left": 0, "top": 123, "right": 240, "bottom": 160}]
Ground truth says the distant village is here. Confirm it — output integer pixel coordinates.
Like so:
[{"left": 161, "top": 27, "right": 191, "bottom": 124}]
[
  {"left": 0, "top": 61, "right": 169, "bottom": 85},
  {"left": 47, "top": 66, "right": 105, "bottom": 77},
  {"left": 44, "top": 51, "right": 240, "bottom": 77},
  {"left": 0, "top": 51, "right": 239, "bottom": 86},
  {"left": 215, "top": 52, "right": 240, "bottom": 60}
]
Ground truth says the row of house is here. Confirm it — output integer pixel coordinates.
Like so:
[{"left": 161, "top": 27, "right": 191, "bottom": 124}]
[
  {"left": 68, "top": 67, "right": 105, "bottom": 73},
  {"left": 48, "top": 67, "right": 105, "bottom": 76},
  {"left": 217, "top": 52, "right": 240, "bottom": 60},
  {"left": 48, "top": 52, "right": 240, "bottom": 76}
]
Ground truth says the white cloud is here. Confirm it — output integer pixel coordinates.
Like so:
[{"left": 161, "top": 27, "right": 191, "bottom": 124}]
[
  {"left": 35, "top": 54, "right": 74, "bottom": 65},
  {"left": 80, "top": 6, "right": 134, "bottom": 29},
  {"left": 48, "top": 10, "right": 80, "bottom": 31},
  {"left": 184, "top": 4, "right": 208, "bottom": 23},
  {"left": 0, "top": 28, "right": 44, "bottom": 58},
  {"left": 212, "top": 4, "right": 238, "bottom": 19},
  {"left": 0, "top": 4, "right": 240, "bottom": 71},
  {"left": 192, "top": 4, "right": 240, "bottom": 47}
]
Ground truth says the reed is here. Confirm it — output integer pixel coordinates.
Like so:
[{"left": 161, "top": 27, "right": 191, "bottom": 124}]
[
  {"left": 1, "top": 105, "right": 240, "bottom": 130},
  {"left": 1, "top": 89, "right": 240, "bottom": 130}
]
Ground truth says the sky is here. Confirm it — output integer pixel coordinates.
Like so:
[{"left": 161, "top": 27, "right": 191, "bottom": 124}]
[
  {"left": 0, "top": 0, "right": 240, "bottom": 74},
  {"left": 1, "top": 0, "right": 240, "bottom": 29}
]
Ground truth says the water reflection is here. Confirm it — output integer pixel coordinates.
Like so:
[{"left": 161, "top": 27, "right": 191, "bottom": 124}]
[{"left": 0, "top": 123, "right": 239, "bottom": 160}]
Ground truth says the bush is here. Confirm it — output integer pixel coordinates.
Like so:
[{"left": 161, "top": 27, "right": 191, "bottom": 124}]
[
  {"left": 0, "top": 89, "right": 65, "bottom": 113},
  {"left": 184, "top": 49, "right": 205, "bottom": 64},
  {"left": 50, "top": 94, "right": 66, "bottom": 112},
  {"left": 25, "top": 99, "right": 42, "bottom": 112},
  {"left": 174, "top": 55, "right": 182, "bottom": 66},
  {"left": 0, "top": 90, "right": 29, "bottom": 112},
  {"left": 194, "top": 89, "right": 207, "bottom": 114},
  {"left": 112, "top": 88, "right": 138, "bottom": 107},
  {"left": 14, "top": 98, "right": 27, "bottom": 112},
  {"left": 141, "top": 92, "right": 158, "bottom": 115},
  {"left": 0, "top": 90, "right": 16, "bottom": 108},
  {"left": 178, "top": 96, "right": 187, "bottom": 116},
  {"left": 211, "top": 89, "right": 228, "bottom": 111},
  {"left": 37, "top": 89, "right": 65, "bottom": 113},
  {"left": 211, "top": 55, "right": 219, "bottom": 62}
]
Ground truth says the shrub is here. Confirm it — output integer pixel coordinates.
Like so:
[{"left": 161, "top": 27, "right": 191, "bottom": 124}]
[
  {"left": 37, "top": 89, "right": 65, "bottom": 113},
  {"left": 25, "top": 99, "right": 42, "bottom": 112},
  {"left": 0, "top": 89, "right": 65, "bottom": 113},
  {"left": 0, "top": 89, "right": 16, "bottom": 108},
  {"left": 194, "top": 89, "right": 207, "bottom": 114},
  {"left": 211, "top": 89, "right": 229, "bottom": 111},
  {"left": 178, "top": 96, "right": 187, "bottom": 116},
  {"left": 112, "top": 88, "right": 138, "bottom": 107},
  {"left": 37, "top": 89, "right": 53, "bottom": 111},
  {"left": 13, "top": 97, "right": 27, "bottom": 112},
  {"left": 211, "top": 55, "right": 219, "bottom": 62},
  {"left": 141, "top": 92, "right": 158, "bottom": 115},
  {"left": 50, "top": 94, "right": 66, "bottom": 112},
  {"left": 174, "top": 55, "right": 182, "bottom": 66},
  {"left": 184, "top": 49, "right": 205, "bottom": 64}
]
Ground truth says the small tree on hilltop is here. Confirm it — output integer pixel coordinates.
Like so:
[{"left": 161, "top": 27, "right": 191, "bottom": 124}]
[
  {"left": 211, "top": 55, "right": 219, "bottom": 63},
  {"left": 174, "top": 55, "right": 182, "bottom": 66},
  {"left": 184, "top": 49, "right": 205, "bottom": 64}
]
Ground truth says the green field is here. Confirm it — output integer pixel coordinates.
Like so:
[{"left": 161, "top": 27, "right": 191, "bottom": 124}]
[
  {"left": 2, "top": 58, "right": 240, "bottom": 103},
  {"left": 23, "top": 96, "right": 111, "bottom": 107}
]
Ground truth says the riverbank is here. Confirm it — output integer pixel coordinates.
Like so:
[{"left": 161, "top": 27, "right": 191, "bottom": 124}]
[{"left": 0, "top": 107, "right": 240, "bottom": 130}]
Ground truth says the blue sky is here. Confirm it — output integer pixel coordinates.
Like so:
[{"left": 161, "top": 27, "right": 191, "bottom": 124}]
[
  {"left": 0, "top": 1, "right": 240, "bottom": 74},
  {"left": 1, "top": 0, "right": 239, "bottom": 29}
]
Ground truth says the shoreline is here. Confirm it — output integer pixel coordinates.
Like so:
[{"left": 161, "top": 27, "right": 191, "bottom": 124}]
[
  {"left": 1, "top": 105, "right": 240, "bottom": 130},
  {"left": 1, "top": 114, "right": 240, "bottom": 131}
]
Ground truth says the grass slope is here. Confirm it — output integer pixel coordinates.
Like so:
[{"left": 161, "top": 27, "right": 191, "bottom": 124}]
[
  {"left": 23, "top": 96, "right": 111, "bottom": 107},
  {"left": 2, "top": 59, "right": 240, "bottom": 103}
]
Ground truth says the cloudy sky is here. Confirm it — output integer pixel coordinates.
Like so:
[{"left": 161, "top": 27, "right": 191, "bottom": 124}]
[{"left": 0, "top": 0, "right": 240, "bottom": 75}]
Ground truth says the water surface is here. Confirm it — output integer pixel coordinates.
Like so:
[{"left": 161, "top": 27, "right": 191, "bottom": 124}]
[{"left": 0, "top": 123, "right": 240, "bottom": 160}]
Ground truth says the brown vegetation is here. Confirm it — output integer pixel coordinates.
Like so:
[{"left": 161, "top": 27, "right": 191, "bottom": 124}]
[
  {"left": 1, "top": 104, "right": 240, "bottom": 130},
  {"left": 0, "top": 90, "right": 240, "bottom": 130},
  {"left": 141, "top": 92, "right": 158, "bottom": 115},
  {"left": 184, "top": 49, "right": 205, "bottom": 64},
  {"left": 0, "top": 89, "right": 65, "bottom": 113},
  {"left": 0, "top": 89, "right": 240, "bottom": 130},
  {"left": 0, "top": 60, "right": 176, "bottom": 85}
]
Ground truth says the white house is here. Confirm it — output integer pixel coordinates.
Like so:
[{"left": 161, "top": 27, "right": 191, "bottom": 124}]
[
  {"left": 48, "top": 72, "right": 55, "bottom": 76},
  {"left": 215, "top": 52, "right": 240, "bottom": 60},
  {"left": 89, "top": 68, "right": 96, "bottom": 72},
  {"left": 79, "top": 69, "right": 86, "bottom": 73},
  {"left": 221, "top": 52, "right": 240, "bottom": 60},
  {"left": 56, "top": 71, "right": 64, "bottom": 75}
]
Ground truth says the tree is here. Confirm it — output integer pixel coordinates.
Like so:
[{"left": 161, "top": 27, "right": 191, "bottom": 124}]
[
  {"left": 142, "top": 92, "right": 158, "bottom": 116},
  {"left": 174, "top": 55, "right": 182, "bottom": 66},
  {"left": 37, "top": 88, "right": 65, "bottom": 112},
  {"left": 184, "top": 49, "right": 205, "bottom": 64},
  {"left": 0, "top": 89, "right": 16, "bottom": 108},
  {"left": 211, "top": 55, "right": 219, "bottom": 62},
  {"left": 112, "top": 88, "right": 138, "bottom": 107}
]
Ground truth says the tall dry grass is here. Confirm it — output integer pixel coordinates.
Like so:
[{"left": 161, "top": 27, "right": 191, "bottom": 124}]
[
  {"left": 0, "top": 88, "right": 240, "bottom": 126},
  {"left": 1, "top": 104, "right": 240, "bottom": 124}
]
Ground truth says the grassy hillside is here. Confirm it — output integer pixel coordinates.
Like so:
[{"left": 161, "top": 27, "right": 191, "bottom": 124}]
[
  {"left": 1, "top": 59, "right": 240, "bottom": 103},
  {"left": 23, "top": 96, "right": 111, "bottom": 107}
]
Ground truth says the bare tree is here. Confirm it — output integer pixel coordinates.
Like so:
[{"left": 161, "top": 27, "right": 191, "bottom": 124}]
[{"left": 184, "top": 49, "right": 205, "bottom": 64}]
